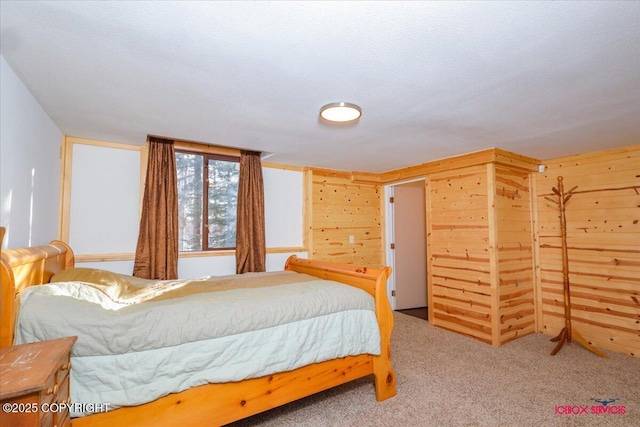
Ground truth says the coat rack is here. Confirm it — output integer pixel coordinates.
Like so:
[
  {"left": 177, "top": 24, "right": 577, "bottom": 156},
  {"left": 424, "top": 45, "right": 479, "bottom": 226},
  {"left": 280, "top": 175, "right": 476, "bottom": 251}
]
[{"left": 546, "top": 176, "right": 608, "bottom": 358}]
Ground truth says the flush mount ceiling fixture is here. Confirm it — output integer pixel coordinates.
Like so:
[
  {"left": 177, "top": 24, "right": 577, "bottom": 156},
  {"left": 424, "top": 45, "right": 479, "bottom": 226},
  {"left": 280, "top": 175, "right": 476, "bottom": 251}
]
[{"left": 319, "top": 102, "right": 362, "bottom": 123}]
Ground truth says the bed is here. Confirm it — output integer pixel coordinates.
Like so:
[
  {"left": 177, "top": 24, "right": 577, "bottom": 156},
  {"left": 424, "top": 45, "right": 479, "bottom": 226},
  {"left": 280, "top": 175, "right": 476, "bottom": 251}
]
[{"left": 0, "top": 240, "right": 396, "bottom": 426}]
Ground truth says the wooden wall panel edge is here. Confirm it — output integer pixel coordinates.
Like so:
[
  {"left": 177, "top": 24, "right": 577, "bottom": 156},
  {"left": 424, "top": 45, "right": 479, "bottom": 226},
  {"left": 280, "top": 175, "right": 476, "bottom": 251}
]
[
  {"left": 139, "top": 142, "right": 148, "bottom": 219},
  {"left": 379, "top": 184, "right": 386, "bottom": 268},
  {"left": 541, "top": 143, "right": 640, "bottom": 164},
  {"left": 378, "top": 150, "right": 492, "bottom": 184},
  {"left": 304, "top": 169, "right": 314, "bottom": 258},
  {"left": 530, "top": 172, "right": 544, "bottom": 332},
  {"left": 306, "top": 166, "right": 351, "bottom": 179},
  {"left": 425, "top": 178, "right": 433, "bottom": 325},
  {"left": 374, "top": 148, "right": 540, "bottom": 185},
  {"left": 58, "top": 135, "right": 72, "bottom": 241},
  {"left": 310, "top": 147, "right": 541, "bottom": 186},
  {"left": 75, "top": 247, "right": 309, "bottom": 263},
  {"left": 351, "top": 171, "right": 382, "bottom": 184},
  {"left": 159, "top": 135, "right": 306, "bottom": 162},
  {"left": 64, "top": 135, "right": 144, "bottom": 151},
  {"left": 56, "top": 134, "right": 63, "bottom": 237},
  {"left": 172, "top": 139, "right": 240, "bottom": 157},
  {"left": 493, "top": 148, "right": 541, "bottom": 172},
  {"left": 75, "top": 253, "right": 137, "bottom": 262},
  {"left": 487, "top": 164, "right": 500, "bottom": 346}
]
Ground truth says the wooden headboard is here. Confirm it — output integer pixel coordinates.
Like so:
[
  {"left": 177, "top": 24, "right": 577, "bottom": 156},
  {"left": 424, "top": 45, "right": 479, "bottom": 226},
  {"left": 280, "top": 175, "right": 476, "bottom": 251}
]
[{"left": 0, "top": 240, "right": 74, "bottom": 347}]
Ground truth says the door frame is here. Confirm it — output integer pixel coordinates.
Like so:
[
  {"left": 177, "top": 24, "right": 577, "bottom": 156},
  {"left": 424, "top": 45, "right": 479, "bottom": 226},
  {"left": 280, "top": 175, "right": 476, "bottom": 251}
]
[{"left": 384, "top": 177, "right": 427, "bottom": 311}]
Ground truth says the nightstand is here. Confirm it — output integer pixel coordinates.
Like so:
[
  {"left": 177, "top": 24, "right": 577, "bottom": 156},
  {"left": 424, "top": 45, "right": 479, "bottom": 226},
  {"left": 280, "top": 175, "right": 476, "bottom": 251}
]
[{"left": 0, "top": 336, "right": 77, "bottom": 427}]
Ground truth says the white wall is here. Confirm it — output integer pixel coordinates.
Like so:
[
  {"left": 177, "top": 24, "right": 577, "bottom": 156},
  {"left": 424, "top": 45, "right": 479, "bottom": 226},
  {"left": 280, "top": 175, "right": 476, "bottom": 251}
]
[
  {"left": 69, "top": 141, "right": 306, "bottom": 277},
  {"left": 0, "top": 56, "right": 62, "bottom": 249},
  {"left": 68, "top": 144, "right": 141, "bottom": 254},
  {"left": 263, "top": 167, "right": 303, "bottom": 248}
]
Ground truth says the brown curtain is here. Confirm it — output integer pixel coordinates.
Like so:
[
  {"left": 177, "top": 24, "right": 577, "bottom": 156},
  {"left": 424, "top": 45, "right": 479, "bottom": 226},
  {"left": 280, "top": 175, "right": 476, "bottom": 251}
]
[
  {"left": 133, "top": 137, "right": 178, "bottom": 279},
  {"left": 235, "top": 150, "right": 266, "bottom": 273}
]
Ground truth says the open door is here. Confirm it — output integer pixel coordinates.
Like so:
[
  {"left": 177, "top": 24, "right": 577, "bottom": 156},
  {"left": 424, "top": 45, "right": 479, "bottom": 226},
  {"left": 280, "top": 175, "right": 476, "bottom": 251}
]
[{"left": 389, "top": 180, "right": 427, "bottom": 312}]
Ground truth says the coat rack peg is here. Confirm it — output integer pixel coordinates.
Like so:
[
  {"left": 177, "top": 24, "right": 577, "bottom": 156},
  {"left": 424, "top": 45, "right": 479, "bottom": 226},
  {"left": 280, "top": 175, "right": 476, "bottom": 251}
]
[{"left": 544, "top": 197, "right": 559, "bottom": 205}]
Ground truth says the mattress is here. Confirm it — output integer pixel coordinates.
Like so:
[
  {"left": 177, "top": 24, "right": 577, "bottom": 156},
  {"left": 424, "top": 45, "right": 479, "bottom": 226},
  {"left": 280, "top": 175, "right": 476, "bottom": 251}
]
[{"left": 15, "top": 271, "right": 381, "bottom": 417}]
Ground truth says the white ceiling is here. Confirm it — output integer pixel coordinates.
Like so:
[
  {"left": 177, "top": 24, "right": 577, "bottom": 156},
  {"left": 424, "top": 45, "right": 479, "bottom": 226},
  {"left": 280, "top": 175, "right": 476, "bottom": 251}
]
[{"left": 1, "top": 1, "right": 639, "bottom": 172}]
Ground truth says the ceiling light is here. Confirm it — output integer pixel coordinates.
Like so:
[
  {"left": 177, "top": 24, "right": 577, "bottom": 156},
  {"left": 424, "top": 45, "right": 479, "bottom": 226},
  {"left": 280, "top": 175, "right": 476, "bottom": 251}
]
[{"left": 319, "top": 102, "right": 362, "bottom": 122}]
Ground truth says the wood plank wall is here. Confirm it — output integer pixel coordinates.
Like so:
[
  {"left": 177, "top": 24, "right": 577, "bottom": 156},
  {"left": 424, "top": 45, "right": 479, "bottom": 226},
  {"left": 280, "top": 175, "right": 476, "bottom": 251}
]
[
  {"left": 310, "top": 169, "right": 384, "bottom": 267},
  {"left": 534, "top": 145, "right": 640, "bottom": 357},
  {"left": 428, "top": 165, "right": 494, "bottom": 344},
  {"left": 427, "top": 163, "right": 536, "bottom": 345},
  {"left": 494, "top": 165, "right": 535, "bottom": 344},
  {"left": 310, "top": 145, "right": 639, "bottom": 358}
]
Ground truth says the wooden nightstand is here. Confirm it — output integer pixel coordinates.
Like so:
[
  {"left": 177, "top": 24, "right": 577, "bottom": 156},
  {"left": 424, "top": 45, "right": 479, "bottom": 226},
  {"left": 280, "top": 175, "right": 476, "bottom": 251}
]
[{"left": 0, "top": 337, "right": 77, "bottom": 427}]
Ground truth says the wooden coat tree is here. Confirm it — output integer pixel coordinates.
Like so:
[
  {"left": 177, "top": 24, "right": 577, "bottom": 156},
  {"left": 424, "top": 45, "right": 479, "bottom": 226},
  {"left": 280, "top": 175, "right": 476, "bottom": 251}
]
[{"left": 546, "top": 176, "right": 607, "bottom": 357}]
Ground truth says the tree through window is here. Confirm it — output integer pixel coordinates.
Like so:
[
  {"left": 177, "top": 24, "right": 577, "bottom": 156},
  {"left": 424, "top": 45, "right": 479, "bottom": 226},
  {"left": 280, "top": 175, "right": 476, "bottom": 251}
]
[{"left": 176, "top": 151, "right": 239, "bottom": 251}]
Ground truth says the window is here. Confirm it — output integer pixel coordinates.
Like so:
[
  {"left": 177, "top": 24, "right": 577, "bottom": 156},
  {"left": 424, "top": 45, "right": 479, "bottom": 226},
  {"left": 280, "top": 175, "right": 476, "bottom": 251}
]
[{"left": 176, "top": 150, "right": 240, "bottom": 251}]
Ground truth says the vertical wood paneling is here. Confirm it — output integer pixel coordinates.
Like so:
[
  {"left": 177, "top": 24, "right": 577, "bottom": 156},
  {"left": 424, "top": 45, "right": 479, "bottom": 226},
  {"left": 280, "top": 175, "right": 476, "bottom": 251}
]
[
  {"left": 535, "top": 145, "right": 640, "bottom": 358},
  {"left": 311, "top": 170, "right": 383, "bottom": 267}
]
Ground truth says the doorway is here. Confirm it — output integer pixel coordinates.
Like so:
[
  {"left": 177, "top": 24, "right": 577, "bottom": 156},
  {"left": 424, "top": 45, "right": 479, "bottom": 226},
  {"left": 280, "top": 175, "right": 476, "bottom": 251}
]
[{"left": 385, "top": 179, "right": 428, "bottom": 320}]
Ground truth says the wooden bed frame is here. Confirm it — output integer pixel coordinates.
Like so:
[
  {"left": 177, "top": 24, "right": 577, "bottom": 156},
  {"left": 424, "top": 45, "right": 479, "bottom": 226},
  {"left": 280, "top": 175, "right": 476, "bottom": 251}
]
[{"left": 0, "top": 240, "right": 396, "bottom": 426}]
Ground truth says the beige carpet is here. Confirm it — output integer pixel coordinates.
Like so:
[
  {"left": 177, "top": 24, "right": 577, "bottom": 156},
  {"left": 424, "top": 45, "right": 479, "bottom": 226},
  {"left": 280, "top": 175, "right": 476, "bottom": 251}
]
[{"left": 229, "top": 313, "right": 639, "bottom": 426}]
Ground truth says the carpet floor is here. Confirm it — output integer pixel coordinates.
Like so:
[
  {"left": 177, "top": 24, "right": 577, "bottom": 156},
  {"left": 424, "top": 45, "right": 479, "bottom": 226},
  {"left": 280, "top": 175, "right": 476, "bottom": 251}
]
[{"left": 229, "top": 313, "right": 639, "bottom": 426}]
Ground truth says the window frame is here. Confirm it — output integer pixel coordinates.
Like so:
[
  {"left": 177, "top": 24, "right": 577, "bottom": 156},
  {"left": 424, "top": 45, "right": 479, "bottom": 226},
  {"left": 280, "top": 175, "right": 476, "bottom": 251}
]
[{"left": 175, "top": 148, "right": 240, "bottom": 252}]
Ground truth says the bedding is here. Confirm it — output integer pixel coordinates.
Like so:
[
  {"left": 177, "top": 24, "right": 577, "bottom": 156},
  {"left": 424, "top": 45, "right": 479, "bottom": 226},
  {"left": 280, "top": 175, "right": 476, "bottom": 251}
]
[{"left": 15, "top": 270, "right": 381, "bottom": 417}]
